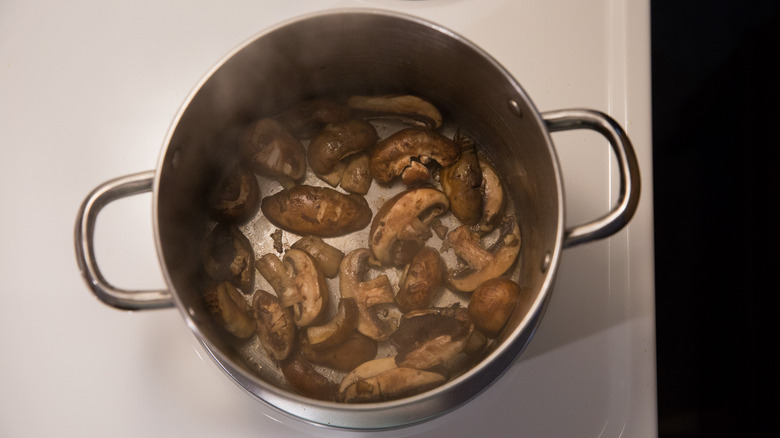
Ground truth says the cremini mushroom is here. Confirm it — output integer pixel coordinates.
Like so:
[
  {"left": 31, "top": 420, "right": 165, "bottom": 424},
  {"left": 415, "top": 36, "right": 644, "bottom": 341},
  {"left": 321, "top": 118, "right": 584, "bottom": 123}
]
[
  {"left": 207, "top": 162, "right": 260, "bottom": 224},
  {"left": 239, "top": 118, "right": 307, "bottom": 181},
  {"left": 474, "top": 158, "right": 506, "bottom": 234},
  {"left": 447, "top": 219, "right": 522, "bottom": 292},
  {"left": 280, "top": 351, "right": 338, "bottom": 401},
  {"left": 339, "top": 153, "right": 372, "bottom": 195},
  {"left": 395, "top": 247, "right": 444, "bottom": 312},
  {"left": 275, "top": 98, "right": 351, "bottom": 139},
  {"left": 255, "top": 249, "right": 329, "bottom": 327},
  {"left": 468, "top": 278, "right": 522, "bottom": 338},
  {"left": 290, "top": 235, "right": 344, "bottom": 279},
  {"left": 261, "top": 185, "right": 373, "bottom": 237},
  {"left": 201, "top": 223, "right": 255, "bottom": 294},
  {"left": 307, "top": 119, "right": 377, "bottom": 179},
  {"left": 252, "top": 289, "right": 296, "bottom": 361},
  {"left": 440, "top": 135, "right": 483, "bottom": 226},
  {"left": 203, "top": 282, "right": 255, "bottom": 339},
  {"left": 369, "top": 187, "right": 449, "bottom": 266},
  {"left": 339, "top": 249, "right": 397, "bottom": 341},
  {"left": 305, "top": 298, "right": 359, "bottom": 350},
  {"left": 347, "top": 94, "right": 443, "bottom": 129},
  {"left": 300, "top": 330, "right": 378, "bottom": 372},
  {"left": 338, "top": 357, "right": 446, "bottom": 403},
  {"left": 391, "top": 307, "right": 474, "bottom": 370},
  {"left": 369, "top": 128, "right": 460, "bottom": 185}
]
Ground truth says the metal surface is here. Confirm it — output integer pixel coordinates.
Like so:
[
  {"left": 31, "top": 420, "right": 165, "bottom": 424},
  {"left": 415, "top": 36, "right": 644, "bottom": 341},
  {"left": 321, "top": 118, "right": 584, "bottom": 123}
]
[{"left": 73, "top": 9, "right": 640, "bottom": 430}]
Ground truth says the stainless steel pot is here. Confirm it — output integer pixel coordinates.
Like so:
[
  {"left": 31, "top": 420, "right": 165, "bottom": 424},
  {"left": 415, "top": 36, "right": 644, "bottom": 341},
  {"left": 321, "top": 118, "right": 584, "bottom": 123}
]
[{"left": 75, "top": 9, "right": 639, "bottom": 430}]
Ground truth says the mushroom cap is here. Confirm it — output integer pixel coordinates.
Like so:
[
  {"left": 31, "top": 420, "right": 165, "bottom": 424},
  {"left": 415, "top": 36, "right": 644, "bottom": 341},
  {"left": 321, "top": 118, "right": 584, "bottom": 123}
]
[
  {"left": 391, "top": 307, "right": 474, "bottom": 370},
  {"left": 239, "top": 118, "right": 307, "bottom": 180},
  {"left": 252, "top": 289, "right": 296, "bottom": 361},
  {"left": 307, "top": 119, "right": 377, "bottom": 175},
  {"left": 369, "top": 187, "right": 449, "bottom": 266},
  {"left": 261, "top": 185, "right": 373, "bottom": 237},
  {"left": 347, "top": 94, "right": 443, "bottom": 129}
]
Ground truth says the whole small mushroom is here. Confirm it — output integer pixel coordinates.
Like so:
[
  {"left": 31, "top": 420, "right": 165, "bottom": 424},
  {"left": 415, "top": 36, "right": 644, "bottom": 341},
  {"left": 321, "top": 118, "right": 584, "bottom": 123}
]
[{"left": 468, "top": 278, "right": 522, "bottom": 338}]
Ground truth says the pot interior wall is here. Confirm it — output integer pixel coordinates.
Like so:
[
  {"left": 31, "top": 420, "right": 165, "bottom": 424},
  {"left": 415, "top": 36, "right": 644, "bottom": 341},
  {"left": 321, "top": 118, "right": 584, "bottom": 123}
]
[{"left": 155, "top": 11, "right": 562, "bottom": 402}]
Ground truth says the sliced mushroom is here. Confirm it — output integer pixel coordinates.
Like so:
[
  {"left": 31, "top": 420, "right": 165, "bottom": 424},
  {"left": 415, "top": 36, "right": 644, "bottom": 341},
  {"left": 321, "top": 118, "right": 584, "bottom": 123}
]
[
  {"left": 468, "top": 278, "right": 522, "bottom": 338},
  {"left": 447, "top": 219, "right": 522, "bottom": 292},
  {"left": 300, "top": 330, "right": 378, "bottom": 372},
  {"left": 369, "top": 128, "right": 460, "bottom": 185},
  {"left": 252, "top": 289, "right": 295, "bottom": 361},
  {"left": 280, "top": 351, "right": 337, "bottom": 401},
  {"left": 261, "top": 185, "right": 372, "bottom": 237},
  {"left": 203, "top": 282, "right": 255, "bottom": 339},
  {"left": 255, "top": 249, "right": 329, "bottom": 327},
  {"left": 347, "top": 94, "right": 443, "bottom": 129},
  {"left": 440, "top": 136, "right": 483, "bottom": 226},
  {"left": 474, "top": 158, "right": 506, "bottom": 234},
  {"left": 305, "top": 298, "right": 359, "bottom": 350},
  {"left": 202, "top": 223, "right": 255, "bottom": 294},
  {"left": 207, "top": 162, "right": 260, "bottom": 224},
  {"left": 339, "top": 357, "right": 446, "bottom": 403},
  {"left": 275, "top": 98, "right": 351, "bottom": 139},
  {"left": 369, "top": 187, "right": 449, "bottom": 266},
  {"left": 391, "top": 307, "right": 474, "bottom": 370},
  {"left": 290, "top": 235, "right": 344, "bottom": 278},
  {"left": 339, "top": 153, "right": 372, "bottom": 195},
  {"left": 307, "top": 119, "right": 377, "bottom": 177},
  {"left": 395, "top": 247, "right": 444, "bottom": 312},
  {"left": 339, "top": 249, "right": 397, "bottom": 340},
  {"left": 239, "top": 118, "right": 307, "bottom": 181}
]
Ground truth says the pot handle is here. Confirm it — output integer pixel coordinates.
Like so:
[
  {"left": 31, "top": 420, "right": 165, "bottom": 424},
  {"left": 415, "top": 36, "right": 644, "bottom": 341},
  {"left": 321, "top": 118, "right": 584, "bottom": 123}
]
[
  {"left": 74, "top": 171, "right": 174, "bottom": 310},
  {"left": 542, "top": 109, "right": 641, "bottom": 248}
]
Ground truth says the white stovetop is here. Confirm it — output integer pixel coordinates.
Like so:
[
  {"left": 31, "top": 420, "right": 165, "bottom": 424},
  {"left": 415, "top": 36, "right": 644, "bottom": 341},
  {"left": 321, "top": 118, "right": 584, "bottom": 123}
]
[{"left": 0, "top": 1, "right": 655, "bottom": 436}]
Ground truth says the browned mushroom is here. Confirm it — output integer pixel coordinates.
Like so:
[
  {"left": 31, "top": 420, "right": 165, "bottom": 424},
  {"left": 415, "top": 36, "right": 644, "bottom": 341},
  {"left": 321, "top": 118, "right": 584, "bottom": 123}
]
[
  {"left": 307, "top": 119, "right": 377, "bottom": 179},
  {"left": 201, "top": 223, "right": 255, "bottom": 294},
  {"left": 207, "top": 162, "right": 260, "bottom": 224},
  {"left": 395, "top": 247, "right": 444, "bottom": 312},
  {"left": 255, "top": 249, "right": 329, "bottom": 327},
  {"left": 290, "top": 235, "right": 344, "bottom": 278},
  {"left": 468, "top": 278, "right": 522, "bottom": 338},
  {"left": 347, "top": 94, "right": 443, "bottom": 129},
  {"left": 280, "top": 350, "right": 337, "bottom": 401},
  {"left": 275, "top": 98, "right": 351, "bottom": 139},
  {"left": 300, "top": 330, "right": 378, "bottom": 372},
  {"left": 203, "top": 282, "right": 255, "bottom": 339},
  {"left": 338, "top": 357, "right": 446, "bottom": 403},
  {"left": 391, "top": 307, "right": 474, "bottom": 370},
  {"left": 369, "top": 128, "right": 460, "bottom": 185},
  {"left": 369, "top": 187, "right": 449, "bottom": 266},
  {"left": 239, "top": 118, "right": 307, "bottom": 181},
  {"left": 339, "top": 249, "right": 396, "bottom": 341},
  {"left": 305, "top": 298, "right": 359, "bottom": 350},
  {"left": 440, "top": 136, "right": 483, "bottom": 226},
  {"left": 260, "top": 185, "right": 372, "bottom": 237},
  {"left": 252, "top": 289, "right": 296, "bottom": 361},
  {"left": 474, "top": 158, "right": 506, "bottom": 234},
  {"left": 339, "top": 153, "right": 372, "bottom": 195},
  {"left": 447, "top": 219, "right": 522, "bottom": 292}
]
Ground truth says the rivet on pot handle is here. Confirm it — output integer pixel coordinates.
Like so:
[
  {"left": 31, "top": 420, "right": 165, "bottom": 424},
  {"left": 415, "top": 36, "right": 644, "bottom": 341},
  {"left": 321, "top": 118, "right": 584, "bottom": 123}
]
[
  {"left": 542, "top": 109, "right": 641, "bottom": 248},
  {"left": 74, "top": 171, "right": 174, "bottom": 310}
]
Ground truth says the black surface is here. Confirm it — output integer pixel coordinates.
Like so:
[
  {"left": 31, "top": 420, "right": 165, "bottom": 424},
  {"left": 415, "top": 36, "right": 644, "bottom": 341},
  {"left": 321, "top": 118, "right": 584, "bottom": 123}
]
[{"left": 652, "top": 1, "right": 779, "bottom": 436}]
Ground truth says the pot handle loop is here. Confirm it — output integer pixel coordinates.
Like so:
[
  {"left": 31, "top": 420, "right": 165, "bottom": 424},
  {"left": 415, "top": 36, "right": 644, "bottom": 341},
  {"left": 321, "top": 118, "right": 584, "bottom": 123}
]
[
  {"left": 542, "top": 109, "right": 641, "bottom": 248},
  {"left": 74, "top": 171, "right": 175, "bottom": 310}
]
